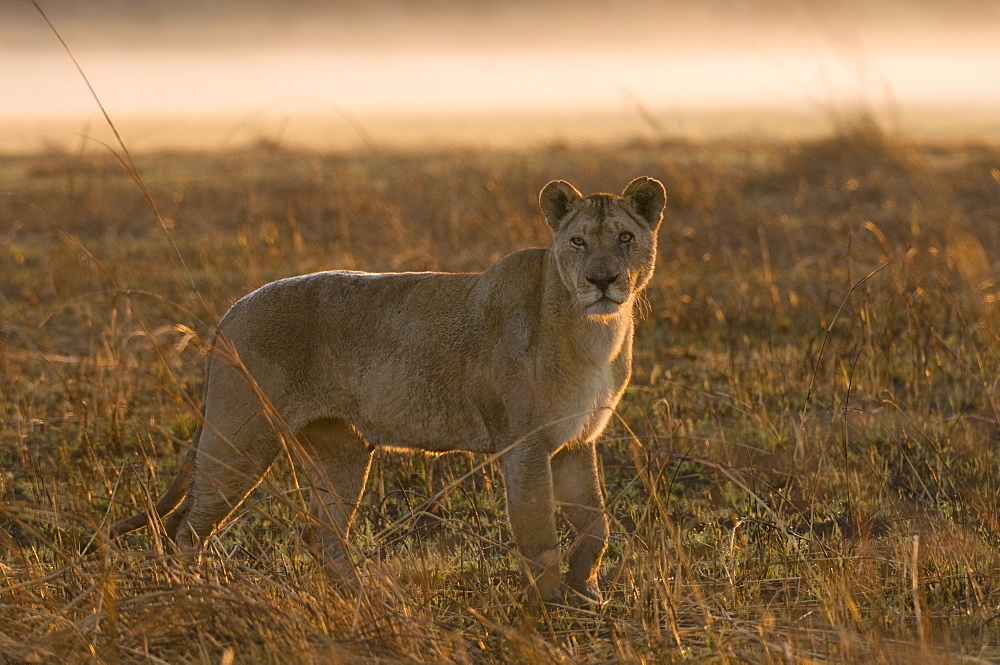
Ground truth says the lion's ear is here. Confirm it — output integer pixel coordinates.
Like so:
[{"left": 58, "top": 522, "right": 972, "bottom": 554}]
[
  {"left": 539, "top": 180, "right": 583, "bottom": 232},
  {"left": 622, "top": 177, "right": 666, "bottom": 230}
]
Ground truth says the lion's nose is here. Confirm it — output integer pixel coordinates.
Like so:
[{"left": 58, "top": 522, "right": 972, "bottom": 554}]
[{"left": 586, "top": 272, "right": 619, "bottom": 292}]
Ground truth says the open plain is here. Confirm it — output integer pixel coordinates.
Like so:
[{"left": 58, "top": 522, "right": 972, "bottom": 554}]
[{"left": 1, "top": 122, "right": 999, "bottom": 662}]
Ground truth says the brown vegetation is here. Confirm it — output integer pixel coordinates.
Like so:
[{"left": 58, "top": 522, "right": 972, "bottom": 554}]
[{"left": 1, "top": 123, "right": 999, "bottom": 662}]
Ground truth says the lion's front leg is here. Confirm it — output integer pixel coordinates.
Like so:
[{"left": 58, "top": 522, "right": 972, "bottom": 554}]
[
  {"left": 501, "top": 440, "right": 560, "bottom": 602},
  {"left": 552, "top": 441, "right": 608, "bottom": 605}
]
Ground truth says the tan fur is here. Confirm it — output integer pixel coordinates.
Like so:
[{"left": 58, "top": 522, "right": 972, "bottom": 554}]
[{"left": 109, "top": 177, "right": 666, "bottom": 603}]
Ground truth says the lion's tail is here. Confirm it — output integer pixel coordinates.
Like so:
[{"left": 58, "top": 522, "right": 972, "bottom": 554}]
[{"left": 107, "top": 433, "right": 199, "bottom": 539}]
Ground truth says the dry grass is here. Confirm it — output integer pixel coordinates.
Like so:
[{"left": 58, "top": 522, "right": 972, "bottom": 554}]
[{"left": 2, "top": 122, "right": 1000, "bottom": 663}]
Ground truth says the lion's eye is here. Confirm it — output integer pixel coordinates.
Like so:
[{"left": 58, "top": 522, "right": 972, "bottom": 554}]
[
  {"left": 619, "top": 232, "right": 634, "bottom": 244},
  {"left": 570, "top": 237, "right": 586, "bottom": 248}
]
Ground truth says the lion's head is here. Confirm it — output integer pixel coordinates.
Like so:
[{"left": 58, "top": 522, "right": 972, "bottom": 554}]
[{"left": 540, "top": 177, "right": 665, "bottom": 317}]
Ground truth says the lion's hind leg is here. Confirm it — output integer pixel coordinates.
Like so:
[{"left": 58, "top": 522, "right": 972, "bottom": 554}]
[
  {"left": 168, "top": 415, "right": 282, "bottom": 558},
  {"left": 297, "top": 418, "right": 373, "bottom": 579}
]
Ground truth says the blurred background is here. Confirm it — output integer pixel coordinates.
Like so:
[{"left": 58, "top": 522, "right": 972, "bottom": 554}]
[{"left": 2, "top": 0, "right": 999, "bottom": 152}]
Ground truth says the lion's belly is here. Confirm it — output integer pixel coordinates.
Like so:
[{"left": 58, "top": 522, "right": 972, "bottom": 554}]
[
  {"left": 346, "top": 359, "right": 496, "bottom": 453},
  {"left": 342, "top": 360, "right": 621, "bottom": 455},
  {"left": 353, "top": 406, "right": 494, "bottom": 453}
]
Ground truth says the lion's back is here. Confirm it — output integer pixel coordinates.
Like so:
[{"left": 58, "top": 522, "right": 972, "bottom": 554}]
[{"left": 219, "top": 269, "right": 483, "bottom": 372}]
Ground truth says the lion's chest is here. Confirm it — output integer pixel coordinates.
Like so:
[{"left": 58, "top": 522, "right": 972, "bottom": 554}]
[{"left": 540, "top": 359, "right": 623, "bottom": 450}]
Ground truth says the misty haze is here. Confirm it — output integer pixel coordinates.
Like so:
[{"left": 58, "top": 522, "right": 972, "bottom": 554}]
[{"left": 2, "top": 0, "right": 999, "bottom": 151}]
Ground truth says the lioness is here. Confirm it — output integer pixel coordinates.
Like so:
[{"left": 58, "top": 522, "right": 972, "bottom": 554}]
[{"left": 108, "top": 177, "right": 665, "bottom": 603}]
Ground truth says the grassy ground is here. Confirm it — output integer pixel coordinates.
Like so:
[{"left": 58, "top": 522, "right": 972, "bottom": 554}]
[{"left": 1, "top": 122, "right": 999, "bottom": 663}]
